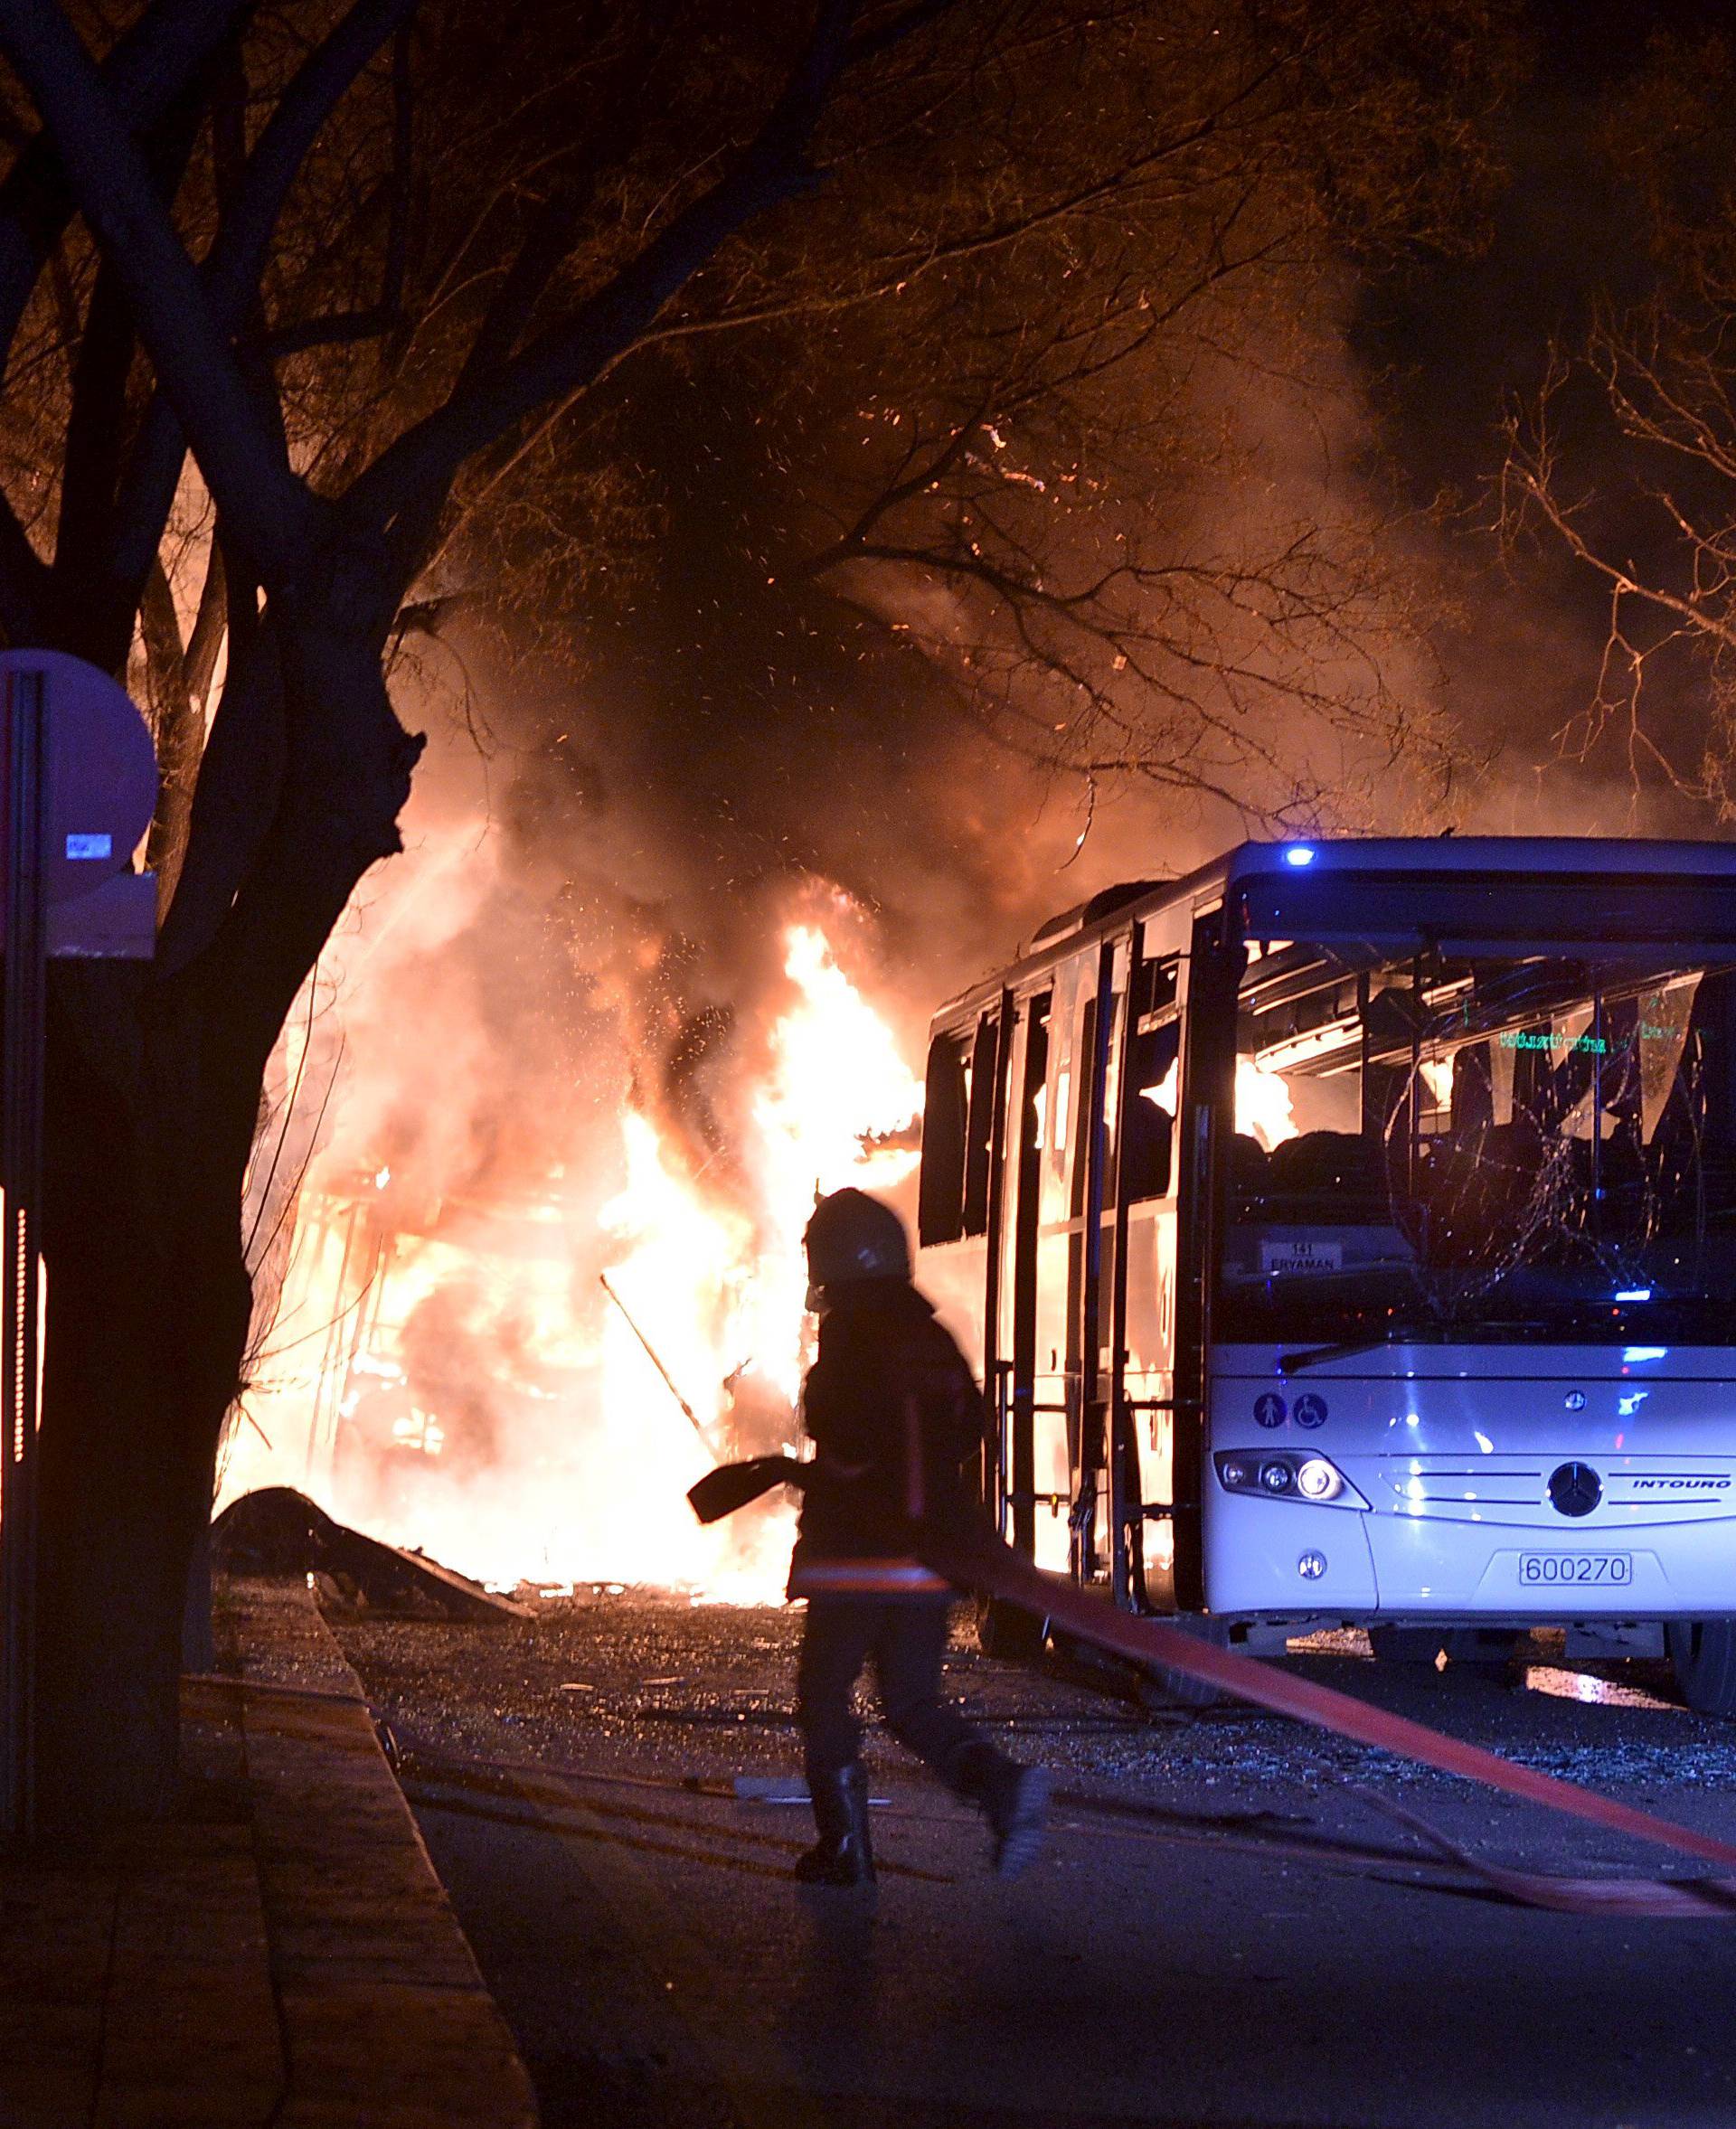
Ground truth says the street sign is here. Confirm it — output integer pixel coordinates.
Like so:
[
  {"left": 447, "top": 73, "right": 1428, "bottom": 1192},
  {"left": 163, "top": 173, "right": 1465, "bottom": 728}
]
[
  {"left": 0, "top": 652, "right": 159, "bottom": 1839},
  {"left": 0, "top": 648, "right": 156, "bottom": 908}
]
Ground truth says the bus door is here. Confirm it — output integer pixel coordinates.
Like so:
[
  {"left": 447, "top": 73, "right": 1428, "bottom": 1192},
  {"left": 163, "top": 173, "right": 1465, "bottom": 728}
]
[
  {"left": 1066, "top": 934, "right": 1122, "bottom": 1600},
  {"left": 1039, "top": 956, "right": 1104, "bottom": 1574},
  {"left": 997, "top": 987, "right": 1050, "bottom": 1561},
  {"left": 1171, "top": 901, "right": 1242, "bottom": 1612},
  {"left": 1053, "top": 923, "right": 1170, "bottom": 1604},
  {"left": 999, "top": 950, "right": 1126, "bottom": 1580},
  {"left": 998, "top": 970, "right": 1104, "bottom": 1574},
  {"left": 1102, "top": 924, "right": 1184, "bottom": 1608}
]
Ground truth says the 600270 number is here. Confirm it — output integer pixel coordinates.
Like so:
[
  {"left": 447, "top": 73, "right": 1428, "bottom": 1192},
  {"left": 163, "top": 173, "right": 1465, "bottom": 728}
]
[{"left": 1517, "top": 1554, "right": 1632, "bottom": 1586}]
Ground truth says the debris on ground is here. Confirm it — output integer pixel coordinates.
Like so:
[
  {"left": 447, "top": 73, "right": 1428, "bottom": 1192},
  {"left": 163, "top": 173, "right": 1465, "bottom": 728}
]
[{"left": 212, "top": 1486, "right": 533, "bottom": 1623}]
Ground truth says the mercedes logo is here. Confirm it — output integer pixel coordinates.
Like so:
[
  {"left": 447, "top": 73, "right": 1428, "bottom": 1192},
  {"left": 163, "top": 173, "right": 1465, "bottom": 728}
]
[{"left": 1548, "top": 1461, "right": 1602, "bottom": 1518}]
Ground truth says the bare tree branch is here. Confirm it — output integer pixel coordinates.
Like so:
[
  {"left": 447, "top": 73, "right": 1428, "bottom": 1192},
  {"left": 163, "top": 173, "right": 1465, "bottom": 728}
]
[
  {"left": 95, "top": 0, "right": 419, "bottom": 614},
  {"left": 1503, "top": 310, "right": 1736, "bottom": 812},
  {"left": 139, "top": 551, "right": 202, "bottom": 903},
  {"left": 0, "top": 0, "right": 252, "bottom": 369},
  {"left": 200, "top": 0, "right": 418, "bottom": 326},
  {"left": 340, "top": 0, "right": 873, "bottom": 552},
  {"left": 0, "top": 0, "right": 316, "bottom": 582},
  {"left": 251, "top": 302, "right": 398, "bottom": 358}
]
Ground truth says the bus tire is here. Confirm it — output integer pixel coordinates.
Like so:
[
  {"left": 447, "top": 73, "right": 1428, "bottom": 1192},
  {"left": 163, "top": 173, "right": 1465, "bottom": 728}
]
[
  {"left": 1136, "top": 1614, "right": 1230, "bottom": 1710},
  {"left": 1367, "top": 1626, "right": 1445, "bottom": 1665},
  {"left": 975, "top": 1595, "right": 1046, "bottom": 1663},
  {"left": 1667, "top": 1621, "right": 1736, "bottom": 1717}
]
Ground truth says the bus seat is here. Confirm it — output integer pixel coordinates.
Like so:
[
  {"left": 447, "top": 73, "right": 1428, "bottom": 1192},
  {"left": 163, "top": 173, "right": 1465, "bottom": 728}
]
[
  {"left": 1231, "top": 1135, "right": 1271, "bottom": 1194},
  {"left": 1268, "top": 1130, "right": 1382, "bottom": 1197}
]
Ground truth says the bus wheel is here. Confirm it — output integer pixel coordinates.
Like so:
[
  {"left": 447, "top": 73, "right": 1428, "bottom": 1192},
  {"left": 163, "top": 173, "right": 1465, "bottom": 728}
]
[
  {"left": 1136, "top": 1614, "right": 1231, "bottom": 1710},
  {"left": 975, "top": 1595, "right": 1046, "bottom": 1663},
  {"left": 1667, "top": 1621, "right": 1736, "bottom": 1717},
  {"left": 1367, "top": 1626, "right": 1445, "bottom": 1665}
]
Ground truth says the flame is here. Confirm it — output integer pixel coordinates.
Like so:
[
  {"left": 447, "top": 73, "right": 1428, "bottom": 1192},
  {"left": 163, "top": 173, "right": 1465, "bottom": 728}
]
[
  {"left": 1237, "top": 1057, "right": 1297, "bottom": 1153},
  {"left": 1419, "top": 1055, "right": 1453, "bottom": 1113},
  {"left": 1141, "top": 1055, "right": 1297, "bottom": 1154},
  {"left": 1144, "top": 1059, "right": 1179, "bottom": 1115},
  {"left": 225, "top": 912, "right": 924, "bottom": 1603}
]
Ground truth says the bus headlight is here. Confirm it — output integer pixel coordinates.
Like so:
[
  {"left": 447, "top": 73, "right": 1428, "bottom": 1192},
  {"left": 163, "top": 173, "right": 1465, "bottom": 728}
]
[
  {"left": 1296, "top": 1457, "right": 1341, "bottom": 1501},
  {"left": 1214, "top": 1449, "right": 1368, "bottom": 1510}
]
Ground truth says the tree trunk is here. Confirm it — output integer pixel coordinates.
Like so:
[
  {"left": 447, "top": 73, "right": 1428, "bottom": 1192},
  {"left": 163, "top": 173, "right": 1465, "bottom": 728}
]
[
  {"left": 139, "top": 555, "right": 212, "bottom": 923},
  {"left": 33, "top": 959, "right": 253, "bottom": 1832}
]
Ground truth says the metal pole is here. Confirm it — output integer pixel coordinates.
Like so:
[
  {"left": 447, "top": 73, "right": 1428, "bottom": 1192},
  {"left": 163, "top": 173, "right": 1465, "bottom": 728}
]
[
  {"left": 597, "top": 1272, "right": 719, "bottom": 1453},
  {"left": 0, "top": 667, "right": 44, "bottom": 1842}
]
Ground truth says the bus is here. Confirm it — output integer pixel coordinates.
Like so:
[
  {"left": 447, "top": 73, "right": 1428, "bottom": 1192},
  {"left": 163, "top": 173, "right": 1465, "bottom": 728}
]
[{"left": 914, "top": 836, "right": 1736, "bottom": 1712}]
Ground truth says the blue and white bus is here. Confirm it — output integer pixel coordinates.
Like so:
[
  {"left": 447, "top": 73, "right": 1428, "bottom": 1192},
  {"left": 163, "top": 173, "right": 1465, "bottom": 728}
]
[{"left": 915, "top": 837, "right": 1736, "bottom": 1710}]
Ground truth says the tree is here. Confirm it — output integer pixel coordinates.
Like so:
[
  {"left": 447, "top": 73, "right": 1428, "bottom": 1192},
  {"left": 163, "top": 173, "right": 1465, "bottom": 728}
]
[
  {"left": 1501, "top": 25, "right": 1736, "bottom": 814},
  {"left": 0, "top": 0, "right": 1514, "bottom": 1828}
]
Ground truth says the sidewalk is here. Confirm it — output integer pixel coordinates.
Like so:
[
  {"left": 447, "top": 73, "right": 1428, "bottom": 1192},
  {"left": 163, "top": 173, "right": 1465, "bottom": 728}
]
[{"left": 0, "top": 1575, "right": 539, "bottom": 2129}]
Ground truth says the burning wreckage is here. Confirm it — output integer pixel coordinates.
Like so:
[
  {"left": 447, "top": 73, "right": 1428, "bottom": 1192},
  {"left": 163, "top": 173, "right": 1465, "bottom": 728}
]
[
  {"left": 219, "top": 917, "right": 925, "bottom": 1605},
  {"left": 212, "top": 1484, "right": 533, "bottom": 1622}
]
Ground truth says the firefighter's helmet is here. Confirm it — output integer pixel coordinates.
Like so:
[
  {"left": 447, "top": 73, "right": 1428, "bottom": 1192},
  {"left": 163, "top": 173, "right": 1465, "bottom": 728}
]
[{"left": 803, "top": 1188, "right": 910, "bottom": 1290}]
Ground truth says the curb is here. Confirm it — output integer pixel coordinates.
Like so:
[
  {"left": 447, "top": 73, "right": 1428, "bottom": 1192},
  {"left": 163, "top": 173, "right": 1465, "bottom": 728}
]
[{"left": 212, "top": 1574, "right": 541, "bottom": 2128}]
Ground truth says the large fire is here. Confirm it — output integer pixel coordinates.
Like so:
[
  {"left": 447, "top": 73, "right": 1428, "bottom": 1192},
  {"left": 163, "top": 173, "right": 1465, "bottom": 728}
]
[{"left": 223, "top": 914, "right": 924, "bottom": 1602}]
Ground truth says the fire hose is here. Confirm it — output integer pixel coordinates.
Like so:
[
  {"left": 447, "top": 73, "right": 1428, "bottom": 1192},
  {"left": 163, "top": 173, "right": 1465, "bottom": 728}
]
[{"left": 689, "top": 1454, "right": 1736, "bottom": 1915}]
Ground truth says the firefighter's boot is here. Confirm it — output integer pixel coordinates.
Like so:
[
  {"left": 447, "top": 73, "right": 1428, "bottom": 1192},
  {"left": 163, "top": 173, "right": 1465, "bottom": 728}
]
[
  {"left": 951, "top": 1742, "right": 1052, "bottom": 1879},
  {"left": 795, "top": 1764, "right": 875, "bottom": 1886}
]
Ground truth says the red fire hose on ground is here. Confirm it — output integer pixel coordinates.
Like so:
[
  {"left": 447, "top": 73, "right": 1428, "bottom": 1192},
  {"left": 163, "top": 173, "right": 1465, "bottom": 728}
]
[{"left": 690, "top": 1456, "right": 1736, "bottom": 1916}]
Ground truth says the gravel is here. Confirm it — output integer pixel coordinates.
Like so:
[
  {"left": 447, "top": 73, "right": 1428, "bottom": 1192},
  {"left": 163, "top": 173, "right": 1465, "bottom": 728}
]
[{"left": 333, "top": 1595, "right": 1736, "bottom": 1821}]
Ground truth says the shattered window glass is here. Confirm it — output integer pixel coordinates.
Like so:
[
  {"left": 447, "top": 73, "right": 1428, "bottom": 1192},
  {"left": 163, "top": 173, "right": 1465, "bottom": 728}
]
[
  {"left": 1217, "top": 943, "right": 1736, "bottom": 1347},
  {"left": 1639, "top": 977, "right": 1699, "bottom": 1144}
]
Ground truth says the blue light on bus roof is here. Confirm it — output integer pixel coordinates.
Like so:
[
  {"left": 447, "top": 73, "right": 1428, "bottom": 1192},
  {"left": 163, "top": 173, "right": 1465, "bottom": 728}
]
[
  {"left": 1615, "top": 1287, "right": 1652, "bottom": 1302},
  {"left": 1284, "top": 843, "right": 1316, "bottom": 867}
]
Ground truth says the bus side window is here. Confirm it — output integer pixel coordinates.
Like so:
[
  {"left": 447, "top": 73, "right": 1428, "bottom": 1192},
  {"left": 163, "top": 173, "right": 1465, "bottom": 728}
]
[
  {"left": 961, "top": 1014, "right": 998, "bottom": 1237},
  {"left": 1125, "top": 1019, "right": 1179, "bottom": 1200},
  {"left": 1118, "top": 954, "right": 1179, "bottom": 1202},
  {"left": 919, "top": 1032, "right": 970, "bottom": 1245}
]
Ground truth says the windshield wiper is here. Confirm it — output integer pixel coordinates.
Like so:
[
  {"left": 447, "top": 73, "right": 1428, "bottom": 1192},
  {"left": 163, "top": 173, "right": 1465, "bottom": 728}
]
[
  {"left": 1278, "top": 1329, "right": 1430, "bottom": 1375},
  {"left": 1278, "top": 1314, "right": 1553, "bottom": 1375}
]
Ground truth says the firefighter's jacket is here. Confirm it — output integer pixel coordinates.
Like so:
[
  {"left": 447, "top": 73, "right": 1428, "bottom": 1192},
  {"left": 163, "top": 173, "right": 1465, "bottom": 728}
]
[{"left": 788, "top": 1280, "right": 989, "bottom": 1598}]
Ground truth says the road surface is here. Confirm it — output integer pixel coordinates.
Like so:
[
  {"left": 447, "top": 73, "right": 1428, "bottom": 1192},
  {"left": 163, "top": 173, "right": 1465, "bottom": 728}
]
[{"left": 335, "top": 1598, "right": 1736, "bottom": 2129}]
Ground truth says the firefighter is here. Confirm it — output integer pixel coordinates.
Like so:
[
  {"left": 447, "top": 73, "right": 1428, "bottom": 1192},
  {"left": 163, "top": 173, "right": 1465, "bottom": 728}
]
[{"left": 789, "top": 1186, "right": 1050, "bottom": 1886}]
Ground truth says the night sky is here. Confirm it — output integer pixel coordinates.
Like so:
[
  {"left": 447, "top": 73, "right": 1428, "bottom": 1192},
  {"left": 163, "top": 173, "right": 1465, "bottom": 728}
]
[{"left": 1357, "top": 0, "right": 1736, "bottom": 827}]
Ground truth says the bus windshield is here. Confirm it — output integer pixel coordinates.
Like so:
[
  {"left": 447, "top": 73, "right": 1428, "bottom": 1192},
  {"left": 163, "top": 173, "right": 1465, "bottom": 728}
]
[{"left": 1214, "top": 939, "right": 1736, "bottom": 1347}]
